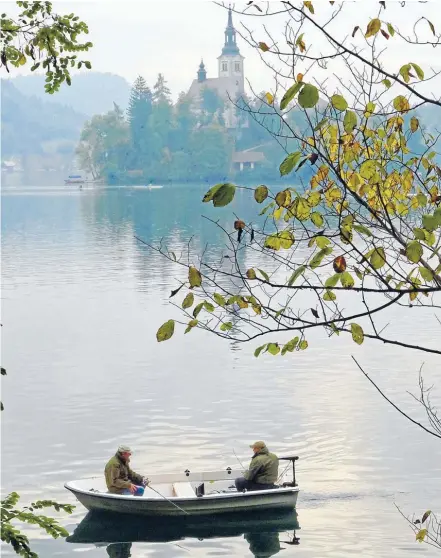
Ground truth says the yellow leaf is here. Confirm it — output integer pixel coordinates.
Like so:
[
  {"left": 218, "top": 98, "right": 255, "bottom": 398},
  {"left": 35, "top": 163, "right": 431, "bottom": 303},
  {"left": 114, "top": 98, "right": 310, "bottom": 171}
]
[
  {"left": 297, "top": 72, "right": 304, "bottom": 82},
  {"left": 393, "top": 95, "right": 410, "bottom": 114},
  {"left": 156, "top": 320, "right": 175, "bottom": 342},
  {"left": 265, "top": 92, "right": 274, "bottom": 105},
  {"left": 416, "top": 529, "right": 427, "bottom": 543},
  {"left": 189, "top": 266, "right": 202, "bottom": 288},
  {"left": 303, "top": 1, "right": 314, "bottom": 14},
  {"left": 246, "top": 269, "right": 257, "bottom": 280},
  {"left": 365, "top": 18, "right": 381, "bottom": 38}
]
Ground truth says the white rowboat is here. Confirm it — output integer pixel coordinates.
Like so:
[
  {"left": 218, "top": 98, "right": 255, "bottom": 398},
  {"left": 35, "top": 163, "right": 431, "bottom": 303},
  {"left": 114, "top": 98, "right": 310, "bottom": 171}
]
[{"left": 65, "top": 456, "right": 299, "bottom": 517}]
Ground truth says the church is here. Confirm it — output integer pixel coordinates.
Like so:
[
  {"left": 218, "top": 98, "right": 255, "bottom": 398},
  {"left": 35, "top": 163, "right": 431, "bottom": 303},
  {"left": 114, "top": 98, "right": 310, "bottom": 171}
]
[{"left": 187, "top": 7, "right": 245, "bottom": 129}]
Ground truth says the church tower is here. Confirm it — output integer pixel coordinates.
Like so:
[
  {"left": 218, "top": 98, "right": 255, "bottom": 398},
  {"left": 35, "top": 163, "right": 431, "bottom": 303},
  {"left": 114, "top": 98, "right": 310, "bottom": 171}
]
[{"left": 217, "top": 6, "right": 244, "bottom": 93}]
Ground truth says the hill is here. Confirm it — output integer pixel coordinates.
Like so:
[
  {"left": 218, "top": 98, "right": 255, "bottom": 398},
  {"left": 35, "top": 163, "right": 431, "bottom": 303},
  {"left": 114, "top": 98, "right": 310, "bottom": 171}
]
[{"left": 10, "top": 72, "right": 131, "bottom": 116}]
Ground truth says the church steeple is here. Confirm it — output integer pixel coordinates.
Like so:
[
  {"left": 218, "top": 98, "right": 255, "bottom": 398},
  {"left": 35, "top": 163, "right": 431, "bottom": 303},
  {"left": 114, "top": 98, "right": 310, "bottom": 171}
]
[
  {"left": 221, "top": 5, "right": 240, "bottom": 56},
  {"left": 197, "top": 59, "right": 207, "bottom": 83}
]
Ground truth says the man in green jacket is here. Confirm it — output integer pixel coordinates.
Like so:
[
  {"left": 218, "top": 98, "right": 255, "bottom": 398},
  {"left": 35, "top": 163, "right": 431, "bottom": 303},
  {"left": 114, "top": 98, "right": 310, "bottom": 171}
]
[
  {"left": 235, "top": 441, "right": 278, "bottom": 492},
  {"left": 104, "top": 445, "right": 149, "bottom": 496}
]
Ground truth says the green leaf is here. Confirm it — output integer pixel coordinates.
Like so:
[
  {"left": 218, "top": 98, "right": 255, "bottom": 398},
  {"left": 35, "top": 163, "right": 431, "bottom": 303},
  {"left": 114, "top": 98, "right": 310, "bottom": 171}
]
[
  {"left": 189, "top": 266, "right": 202, "bottom": 288},
  {"left": 204, "top": 301, "right": 215, "bottom": 312},
  {"left": 422, "top": 214, "right": 438, "bottom": 232},
  {"left": 370, "top": 247, "right": 386, "bottom": 270},
  {"left": 203, "top": 183, "right": 223, "bottom": 202},
  {"left": 212, "top": 183, "right": 236, "bottom": 207},
  {"left": 280, "top": 151, "right": 302, "bottom": 176},
  {"left": 419, "top": 267, "right": 434, "bottom": 282},
  {"left": 184, "top": 319, "right": 198, "bottom": 334},
  {"left": 298, "top": 340, "right": 308, "bottom": 350},
  {"left": 411, "top": 62, "right": 424, "bottom": 80},
  {"left": 258, "top": 269, "right": 270, "bottom": 281},
  {"left": 393, "top": 95, "right": 410, "bottom": 113},
  {"left": 298, "top": 84, "right": 319, "bottom": 109},
  {"left": 267, "top": 343, "right": 280, "bottom": 356},
  {"left": 254, "top": 185, "right": 269, "bottom": 203},
  {"left": 254, "top": 344, "right": 266, "bottom": 357},
  {"left": 413, "top": 227, "right": 426, "bottom": 240},
  {"left": 316, "top": 236, "right": 331, "bottom": 249},
  {"left": 246, "top": 269, "right": 257, "bottom": 280},
  {"left": 281, "top": 336, "right": 299, "bottom": 355},
  {"left": 350, "top": 323, "right": 364, "bottom": 345},
  {"left": 280, "top": 82, "right": 304, "bottom": 110},
  {"left": 193, "top": 302, "right": 204, "bottom": 318},
  {"left": 405, "top": 240, "right": 423, "bottom": 263},
  {"left": 399, "top": 63, "right": 412, "bottom": 83},
  {"left": 310, "top": 247, "right": 332, "bottom": 269},
  {"left": 156, "top": 320, "right": 175, "bottom": 342},
  {"left": 314, "top": 118, "right": 328, "bottom": 131},
  {"left": 382, "top": 78, "right": 392, "bottom": 88},
  {"left": 85, "top": 61, "right": 92, "bottom": 69},
  {"left": 340, "top": 271, "right": 355, "bottom": 288},
  {"left": 182, "top": 293, "right": 194, "bottom": 309},
  {"left": 364, "top": 101, "right": 376, "bottom": 118},
  {"left": 264, "top": 231, "right": 295, "bottom": 250},
  {"left": 325, "top": 274, "right": 340, "bottom": 288},
  {"left": 214, "top": 293, "right": 226, "bottom": 306},
  {"left": 323, "top": 289, "right": 336, "bottom": 301},
  {"left": 343, "top": 110, "right": 357, "bottom": 133},
  {"left": 365, "top": 18, "right": 381, "bottom": 38},
  {"left": 353, "top": 224, "right": 372, "bottom": 236},
  {"left": 360, "top": 160, "right": 377, "bottom": 180},
  {"left": 311, "top": 211, "right": 324, "bottom": 227},
  {"left": 330, "top": 94, "right": 348, "bottom": 111},
  {"left": 386, "top": 22, "right": 395, "bottom": 36},
  {"left": 288, "top": 265, "right": 306, "bottom": 285},
  {"left": 220, "top": 321, "right": 233, "bottom": 331}
]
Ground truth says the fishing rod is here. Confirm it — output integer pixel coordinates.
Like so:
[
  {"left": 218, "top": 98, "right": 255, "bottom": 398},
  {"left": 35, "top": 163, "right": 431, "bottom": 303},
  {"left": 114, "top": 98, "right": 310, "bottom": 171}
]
[{"left": 146, "top": 484, "right": 189, "bottom": 515}]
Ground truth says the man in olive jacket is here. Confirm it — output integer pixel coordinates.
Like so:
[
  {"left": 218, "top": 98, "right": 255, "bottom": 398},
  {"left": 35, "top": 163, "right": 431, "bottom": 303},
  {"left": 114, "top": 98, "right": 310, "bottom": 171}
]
[
  {"left": 235, "top": 441, "right": 278, "bottom": 492},
  {"left": 105, "top": 445, "right": 148, "bottom": 496}
]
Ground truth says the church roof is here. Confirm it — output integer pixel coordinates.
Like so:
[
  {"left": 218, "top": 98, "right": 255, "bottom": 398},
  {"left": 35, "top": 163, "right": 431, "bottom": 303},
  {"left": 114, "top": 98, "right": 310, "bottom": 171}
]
[{"left": 188, "top": 76, "right": 241, "bottom": 101}]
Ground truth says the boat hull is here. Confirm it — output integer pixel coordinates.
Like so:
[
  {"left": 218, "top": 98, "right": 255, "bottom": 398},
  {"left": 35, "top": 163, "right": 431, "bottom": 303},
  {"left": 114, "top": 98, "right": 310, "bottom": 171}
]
[{"left": 66, "top": 486, "right": 298, "bottom": 517}]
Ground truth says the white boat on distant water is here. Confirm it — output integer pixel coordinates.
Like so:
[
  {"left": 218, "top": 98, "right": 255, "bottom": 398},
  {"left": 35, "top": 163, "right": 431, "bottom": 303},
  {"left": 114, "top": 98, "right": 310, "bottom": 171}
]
[
  {"left": 65, "top": 174, "right": 85, "bottom": 184},
  {"left": 131, "top": 184, "right": 163, "bottom": 190},
  {"left": 65, "top": 456, "right": 299, "bottom": 517}
]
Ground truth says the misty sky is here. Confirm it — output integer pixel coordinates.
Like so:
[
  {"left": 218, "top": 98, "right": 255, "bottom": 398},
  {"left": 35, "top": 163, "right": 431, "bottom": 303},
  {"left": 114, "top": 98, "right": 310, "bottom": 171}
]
[{"left": 6, "top": 1, "right": 441, "bottom": 99}]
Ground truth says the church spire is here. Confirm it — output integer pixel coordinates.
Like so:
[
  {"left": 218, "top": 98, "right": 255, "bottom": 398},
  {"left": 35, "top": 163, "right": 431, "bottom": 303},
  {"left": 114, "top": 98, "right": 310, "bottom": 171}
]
[
  {"left": 221, "top": 5, "right": 240, "bottom": 56},
  {"left": 197, "top": 59, "right": 207, "bottom": 82}
]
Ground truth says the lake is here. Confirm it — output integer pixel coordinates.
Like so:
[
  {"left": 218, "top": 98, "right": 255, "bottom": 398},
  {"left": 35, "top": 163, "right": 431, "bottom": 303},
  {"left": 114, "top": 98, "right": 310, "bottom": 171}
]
[{"left": 1, "top": 182, "right": 441, "bottom": 557}]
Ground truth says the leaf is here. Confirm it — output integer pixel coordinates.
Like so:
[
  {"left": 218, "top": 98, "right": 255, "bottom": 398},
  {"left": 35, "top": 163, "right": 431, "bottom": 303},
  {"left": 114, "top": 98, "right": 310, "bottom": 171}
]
[
  {"left": 333, "top": 255, "right": 347, "bottom": 273},
  {"left": 254, "top": 184, "right": 269, "bottom": 203},
  {"left": 288, "top": 265, "right": 306, "bottom": 285},
  {"left": 281, "top": 336, "right": 299, "bottom": 355},
  {"left": 280, "top": 151, "right": 302, "bottom": 176},
  {"left": 156, "top": 320, "right": 175, "bottom": 342},
  {"left": 311, "top": 308, "right": 319, "bottom": 318},
  {"left": 267, "top": 343, "right": 280, "bottom": 356},
  {"left": 422, "top": 214, "right": 438, "bottom": 232},
  {"left": 265, "top": 92, "right": 274, "bottom": 105},
  {"left": 370, "top": 247, "right": 386, "bottom": 270},
  {"left": 421, "top": 510, "right": 432, "bottom": 523},
  {"left": 85, "top": 61, "right": 92, "bottom": 70},
  {"left": 220, "top": 321, "right": 233, "bottom": 331},
  {"left": 303, "top": 1, "right": 314, "bottom": 14},
  {"left": 254, "top": 344, "right": 266, "bottom": 357},
  {"left": 297, "top": 72, "right": 304, "bottom": 82},
  {"left": 382, "top": 78, "right": 392, "bottom": 88},
  {"left": 340, "top": 271, "right": 355, "bottom": 288},
  {"left": 316, "top": 236, "right": 330, "bottom": 249},
  {"left": 258, "top": 269, "right": 270, "bottom": 281},
  {"left": 343, "top": 110, "right": 357, "bottom": 133},
  {"left": 299, "top": 340, "right": 308, "bottom": 350},
  {"left": 189, "top": 266, "right": 202, "bottom": 288},
  {"left": 203, "top": 183, "right": 223, "bottom": 202},
  {"left": 330, "top": 94, "right": 348, "bottom": 111},
  {"left": 293, "top": 198, "right": 311, "bottom": 221},
  {"left": 310, "top": 247, "right": 331, "bottom": 269},
  {"left": 325, "top": 273, "right": 340, "bottom": 288},
  {"left": 193, "top": 302, "right": 204, "bottom": 318},
  {"left": 259, "top": 42, "right": 269, "bottom": 52},
  {"left": 405, "top": 241, "right": 423, "bottom": 263},
  {"left": 410, "top": 117, "right": 419, "bottom": 133},
  {"left": 393, "top": 95, "right": 410, "bottom": 113},
  {"left": 399, "top": 63, "right": 412, "bottom": 83},
  {"left": 276, "top": 189, "right": 291, "bottom": 207},
  {"left": 411, "top": 62, "right": 424, "bottom": 80},
  {"left": 323, "top": 289, "right": 336, "bottom": 301},
  {"left": 365, "top": 18, "right": 381, "bottom": 38},
  {"left": 360, "top": 160, "right": 377, "bottom": 180},
  {"left": 354, "top": 224, "right": 372, "bottom": 236},
  {"left": 298, "top": 83, "right": 319, "bottom": 109},
  {"left": 380, "top": 29, "right": 390, "bottom": 40},
  {"left": 203, "top": 301, "right": 214, "bottom": 313},
  {"left": 413, "top": 227, "right": 426, "bottom": 240},
  {"left": 419, "top": 267, "right": 433, "bottom": 282},
  {"left": 280, "top": 82, "right": 304, "bottom": 110},
  {"left": 170, "top": 283, "right": 184, "bottom": 298},
  {"left": 185, "top": 319, "right": 198, "bottom": 333},
  {"left": 212, "top": 183, "right": 236, "bottom": 207},
  {"left": 265, "top": 231, "right": 295, "bottom": 250},
  {"left": 311, "top": 211, "right": 324, "bottom": 227},
  {"left": 352, "top": 26, "right": 360, "bottom": 38},
  {"left": 350, "top": 323, "right": 364, "bottom": 345},
  {"left": 246, "top": 268, "right": 257, "bottom": 280},
  {"left": 416, "top": 529, "right": 427, "bottom": 543},
  {"left": 214, "top": 293, "right": 226, "bottom": 306},
  {"left": 427, "top": 20, "right": 435, "bottom": 36},
  {"left": 364, "top": 101, "right": 376, "bottom": 118},
  {"left": 182, "top": 293, "right": 194, "bottom": 309},
  {"left": 314, "top": 118, "right": 328, "bottom": 131}
]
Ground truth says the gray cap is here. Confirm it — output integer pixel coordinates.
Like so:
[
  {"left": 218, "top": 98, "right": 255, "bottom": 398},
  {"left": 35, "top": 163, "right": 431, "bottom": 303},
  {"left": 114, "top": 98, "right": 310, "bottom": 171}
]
[{"left": 117, "top": 445, "right": 132, "bottom": 453}]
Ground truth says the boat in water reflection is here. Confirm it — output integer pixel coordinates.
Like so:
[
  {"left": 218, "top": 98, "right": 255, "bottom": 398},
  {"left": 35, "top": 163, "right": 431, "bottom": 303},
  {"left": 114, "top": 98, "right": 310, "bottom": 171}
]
[{"left": 67, "top": 509, "right": 300, "bottom": 557}]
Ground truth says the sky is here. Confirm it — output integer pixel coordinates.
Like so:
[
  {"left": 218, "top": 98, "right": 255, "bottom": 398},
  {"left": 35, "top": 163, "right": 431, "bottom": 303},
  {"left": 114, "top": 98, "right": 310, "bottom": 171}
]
[{"left": 4, "top": 1, "right": 441, "bottom": 100}]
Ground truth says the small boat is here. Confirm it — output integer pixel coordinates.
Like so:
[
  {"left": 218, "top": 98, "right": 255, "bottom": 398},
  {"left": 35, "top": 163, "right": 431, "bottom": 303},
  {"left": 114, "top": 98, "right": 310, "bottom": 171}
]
[
  {"left": 131, "top": 184, "right": 163, "bottom": 190},
  {"left": 65, "top": 456, "right": 299, "bottom": 517},
  {"left": 65, "top": 175, "right": 85, "bottom": 184}
]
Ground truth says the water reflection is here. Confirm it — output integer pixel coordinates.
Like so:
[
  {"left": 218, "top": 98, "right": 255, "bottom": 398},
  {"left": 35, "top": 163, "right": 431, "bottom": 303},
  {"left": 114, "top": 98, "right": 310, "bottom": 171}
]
[{"left": 67, "top": 510, "right": 300, "bottom": 557}]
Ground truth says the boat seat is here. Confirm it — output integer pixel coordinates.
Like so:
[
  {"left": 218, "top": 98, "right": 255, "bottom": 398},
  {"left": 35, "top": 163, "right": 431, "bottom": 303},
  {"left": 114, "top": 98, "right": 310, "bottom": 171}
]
[{"left": 172, "top": 482, "right": 195, "bottom": 498}]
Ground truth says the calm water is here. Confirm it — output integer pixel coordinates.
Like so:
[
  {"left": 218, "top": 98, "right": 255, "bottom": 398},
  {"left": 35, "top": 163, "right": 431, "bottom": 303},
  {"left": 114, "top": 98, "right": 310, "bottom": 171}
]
[{"left": 1, "top": 182, "right": 441, "bottom": 558}]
